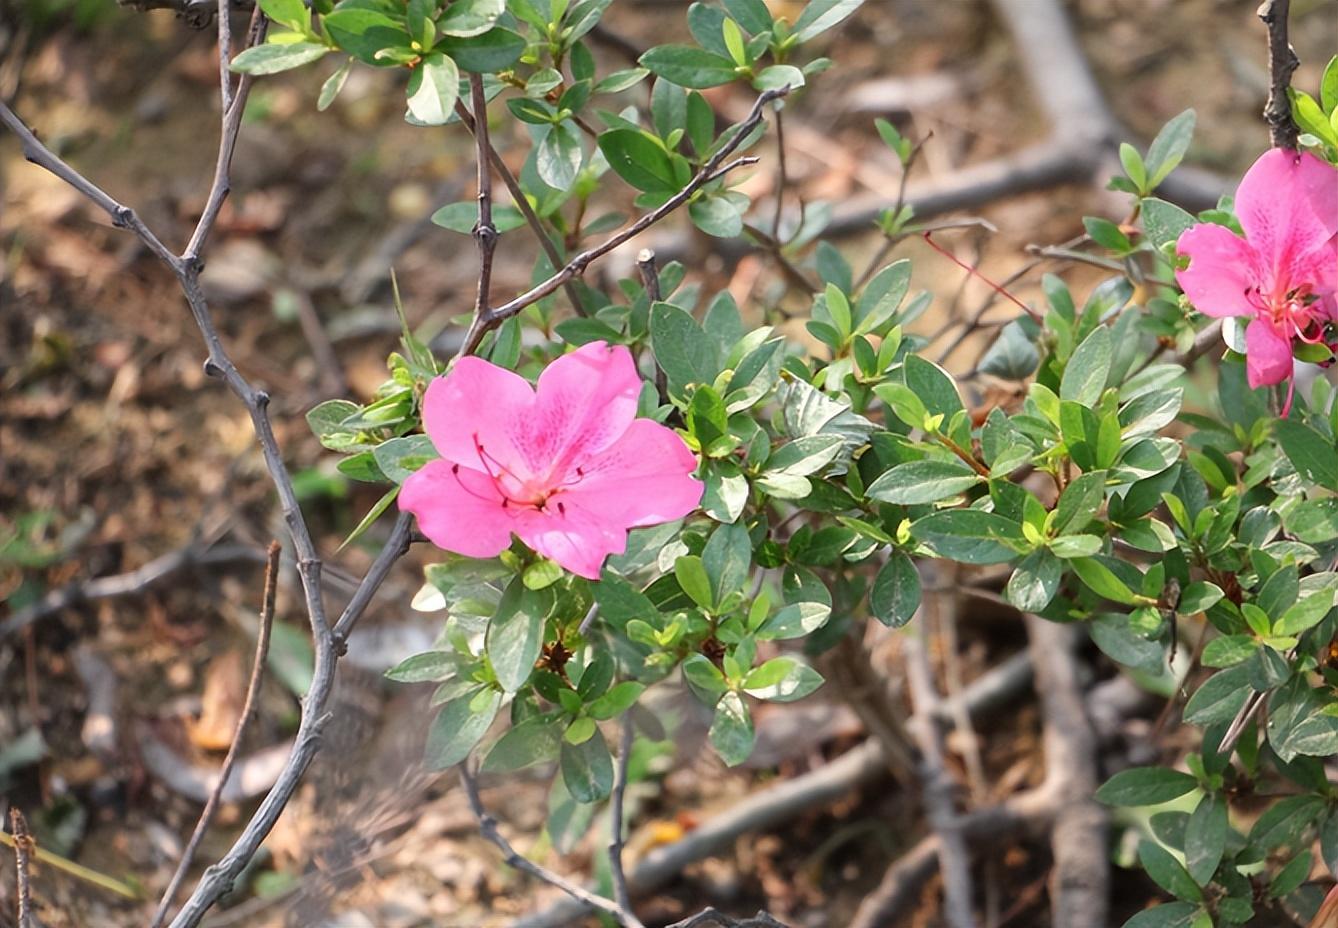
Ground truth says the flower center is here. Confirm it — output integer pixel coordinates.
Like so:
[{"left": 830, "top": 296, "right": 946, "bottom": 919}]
[
  {"left": 1248, "top": 283, "right": 1324, "bottom": 343},
  {"left": 452, "top": 433, "right": 586, "bottom": 516}
]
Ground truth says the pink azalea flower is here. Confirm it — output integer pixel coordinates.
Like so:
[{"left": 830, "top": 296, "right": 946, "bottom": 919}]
[
  {"left": 399, "top": 341, "right": 704, "bottom": 580},
  {"left": 1175, "top": 149, "right": 1338, "bottom": 403}
]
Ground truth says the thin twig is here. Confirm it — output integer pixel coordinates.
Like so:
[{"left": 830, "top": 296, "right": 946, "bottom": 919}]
[
  {"left": 664, "top": 909, "right": 789, "bottom": 928},
  {"left": 457, "top": 87, "right": 788, "bottom": 356},
  {"left": 770, "top": 106, "right": 787, "bottom": 239},
  {"left": 468, "top": 74, "right": 497, "bottom": 319},
  {"left": 903, "top": 581, "right": 974, "bottom": 928},
  {"left": 636, "top": 250, "right": 670, "bottom": 403},
  {"left": 453, "top": 99, "right": 590, "bottom": 318},
  {"left": 9, "top": 808, "right": 33, "bottom": 928},
  {"left": 609, "top": 717, "right": 636, "bottom": 919},
  {"left": 150, "top": 540, "right": 281, "bottom": 928},
  {"left": 462, "top": 762, "right": 645, "bottom": 927},
  {"left": 1258, "top": 0, "right": 1299, "bottom": 150}
]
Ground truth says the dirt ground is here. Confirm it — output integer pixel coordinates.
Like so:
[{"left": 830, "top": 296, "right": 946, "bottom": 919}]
[{"left": 2, "top": 1, "right": 1336, "bottom": 926}]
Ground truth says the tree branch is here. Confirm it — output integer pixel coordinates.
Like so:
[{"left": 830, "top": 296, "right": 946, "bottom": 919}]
[
  {"left": 150, "top": 540, "right": 280, "bottom": 928},
  {"left": 461, "top": 761, "right": 646, "bottom": 928},
  {"left": 456, "top": 86, "right": 788, "bottom": 357},
  {"left": 467, "top": 74, "right": 497, "bottom": 320},
  {"left": 609, "top": 717, "right": 637, "bottom": 920},
  {"left": 9, "top": 808, "right": 34, "bottom": 928},
  {"left": 1258, "top": 0, "right": 1299, "bottom": 149}
]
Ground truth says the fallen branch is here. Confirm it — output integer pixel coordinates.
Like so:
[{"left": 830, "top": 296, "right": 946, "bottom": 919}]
[
  {"left": 1024, "top": 615, "right": 1108, "bottom": 928},
  {"left": 0, "top": 543, "right": 265, "bottom": 639},
  {"left": 903, "top": 585, "right": 974, "bottom": 928},
  {"left": 9, "top": 808, "right": 33, "bottom": 928},
  {"left": 510, "top": 650, "right": 1035, "bottom": 928},
  {"left": 150, "top": 540, "right": 280, "bottom": 928}
]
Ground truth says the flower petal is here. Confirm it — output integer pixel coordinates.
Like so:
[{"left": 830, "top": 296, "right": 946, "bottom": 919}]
[
  {"left": 1175, "top": 223, "right": 1261, "bottom": 318},
  {"left": 1244, "top": 319, "right": 1293, "bottom": 389},
  {"left": 557, "top": 419, "right": 704, "bottom": 529},
  {"left": 1236, "top": 149, "right": 1338, "bottom": 290},
  {"left": 421, "top": 358, "right": 537, "bottom": 480},
  {"left": 512, "top": 504, "right": 627, "bottom": 580},
  {"left": 399, "top": 460, "right": 515, "bottom": 559},
  {"left": 527, "top": 341, "right": 642, "bottom": 477}
]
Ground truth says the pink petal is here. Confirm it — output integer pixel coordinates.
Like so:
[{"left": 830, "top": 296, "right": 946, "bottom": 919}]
[
  {"left": 527, "top": 342, "right": 642, "bottom": 478},
  {"left": 557, "top": 419, "right": 704, "bottom": 529},
  {"left": 421, "top": 358, "right": 538, "bottom": 481},
  {"left": 1236, "top": 149, "right": 1338, "bottom": 290},
  {"left": 399, "top": 460, "right": 516, "bottom": 559},
  {"left": 1244, "top": 319, "right": 1293, "bottom": 389},
  {"left": 1175, "top": 223, "right": 1261, "bottom": 319},
  {"left": 512, "top": 504, "right": 627, "bottom": 580}
]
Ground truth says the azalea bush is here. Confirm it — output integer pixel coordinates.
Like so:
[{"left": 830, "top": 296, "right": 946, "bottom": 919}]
[
  {"left": 8, "top": 0, "right": 1337, "bottom": 925},
  {"left": 264, "top": 3, "right": 1338, "bottom": 922}
]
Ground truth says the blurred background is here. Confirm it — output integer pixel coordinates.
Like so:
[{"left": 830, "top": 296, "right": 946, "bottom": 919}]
[{"left": 2, "top": 1, "right": 1337, "bottom": 925}]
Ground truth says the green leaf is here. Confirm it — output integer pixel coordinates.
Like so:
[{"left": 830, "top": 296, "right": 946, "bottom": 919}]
[
  {"left": 483, "top": 716, "right": 562, "bottom": 772},
  {"left": 384, "top": 651, "right": 455, "bottom": 683},
  {"left": 339, "top": 485, "right": 398, "bottom": 549},
  {"left": 1096, "top": 767, "right": 1199, "bottom": 806},
  {"left": 725, "top": 0, "right": 773, "bottom": 34},
  {"left": 682, "top": 653, "right": 728, "bottom": 697},
  {"left": 1184, "top": 794, "right": 1227, "bottom": 886},
  {"left": 564, "top": 717, "right": 597, "bottom": 744},
  {"left": 1141, "top": 197, "right": 1196, "bottom": 250},
  {"left": 600, "top": 128, "right": 678, "bottom": 193},
  {"left": 791, "top": 0, "right": 863, "bottom": 41},
  {"left": 702, "top": 522, "right": 751, "bottom": 608},
  {"left": 425, "top": 688, "right": 500, "bottom": 769},
  {"left": 560, "top": 730, "right": 614, "bottom": 803},
  {"left": 743, "top": 658, "right": 824, "bottom": 702},
  {"left": 1061, "top": 326, "right": 1112, "bottom": 405},
  {"left": 1144, "top": 109, "right": 1196, "bottom": 188},
  {"left": 1054, "top": 470, "right": 1106, "bottom": 535},
  {"left": 1267, "top": 675, "right": 1338, "bottom": 763},
  {"left": 1274, "top": 419, "right": 1338, "bottom": 492},
  {"left": 437, "top": 0, "right": 504, "bottom": 36},
  {"left": 266, "top": 620, "right": 314, "bottom": 697},
  {"left": 912, "top": 510, "right": 1025, "bottom": 565},
  {"left": 405, "top": 52, "right": 459, "bottom": 125},
  {"left": 979, "top": 321, "right": 1040, "bottom": 381},
  {"left": 317, "top": 58, "right": 352, "bottom": 111},
  {"left": 321, "top": 10, "right": 407, "bottom": 66},
  {"left": 758, "top": 600, "right": 831, "bottom": 639},
  {"left": 1274, "top": 592, "right": 1333, "bottom": 636},
  {"left": 866, "top": 459, "right": 982, "bottom": 505},
  {"left": 1249, "top": 793, "right": 1326, "bottom": 854},
  {"left": 639, "top": 45, "right": 738, "bottom": 88},
  {"left": 651, "top": 302, "right": 719, "bottom": 394},
  {"left": 1071, "top": 556, "right": 1139, "bottom": 605},
  {"left": 371, "top": 434, "right": 437, "bottom": 484},
  {"left": 1183, "top": 664, "right": 1252, "bottom": 726},
  {"left": 537, "top": 120, "right": 584, "bottom": 189},
  {"left": 1006, "top": 549, "right": 1063, "bottom": 613},
  {"left": 486, "top": 580, "right": 547, "bottom": 693},
  {"left": 869, "top": 551, "right": 921, "bottom": 627},
  {"left": 230, "top": 41, "right": 327, "bottom": 75},
  {"left": 1283, "top": 498, "right": 1338, "bottom": 544},
  {"left": 1091, "top": 611, "right": 1165, "bottom": 672},
  {"left": 754, "top": 64, "right": 804, "bottom": 91},
  {"left": 587, "top": 681, "right": 645, "bottom": 720},
  {"left": 674, "top": 555, "right": 714, "bottom": 611},
  {"left": 709, "top": 691, "right": 754, "bottom": 766},
  {"left": 1138, "top": 840, "right": 1203, "bottom": 902},
  {"left": 436, "top": 27, "right": 526, "bottom": 72},
  {"left": 689, "top": 193, "right": 745, "bottom": 238},
  {"left": 1202, "top": 634, "right": 1255, "bottom": 668},
  {"left": 1119, "top": 903, "right": 1201, "bottom": 928},
  {"left": 1321, "top": 54, "right": 1338, "bottom": 113}
]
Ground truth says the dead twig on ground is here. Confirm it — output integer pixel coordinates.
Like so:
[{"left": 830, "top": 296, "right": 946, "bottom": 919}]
[
  {"left": 904, "top": 583, "right": 974, "bottom": 928},
  {"left": 664, "top": 909, "right": 790, "bottom": 928},
  {"left": 0, "top": 543, "right": 266, "bottom": 638},
  {"left": 511, "top": 650, "right": 1035, "bottom": 928},
  {"left": 1024, "top": 616, "right": 1108, "bottom": 928},
  {"left": 150, "top": 541, "right": 281, "bottom": 928},
  {"left": 9, "top": 808, "right": 33, "bottom": 928}
]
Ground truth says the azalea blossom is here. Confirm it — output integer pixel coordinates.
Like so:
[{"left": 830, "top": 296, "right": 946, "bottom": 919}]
[
  {"left": 1175, "top": 149, "right": 1338, "bottom": 405},
  {"left": 399, "top": 341, "right": 703, "bottom": 580}
]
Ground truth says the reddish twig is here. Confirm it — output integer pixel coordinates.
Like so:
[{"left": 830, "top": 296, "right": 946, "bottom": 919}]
[{"left": 9, "top": 808, "right": 34, "bottom": 928}]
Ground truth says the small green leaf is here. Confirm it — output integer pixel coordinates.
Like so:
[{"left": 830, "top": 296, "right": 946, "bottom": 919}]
[
  {"left": 1096, "top": 767, "right": 1199, "bottom": 806},
  {"left": 1061, "top": 326, "right": 1112, "bottom": 406},
  {"left": 1138, "top": 840, "right": 1203, "bottom": 902},
  {"left": 405, "top": 52, "right": 459, "bottom": 125},
  {"left": 709, "top": 691, "right": 754, "bottom": 766},
  {"left": 1144, "top": 109, "right": 1196, "bottom": 188},
  {"left": 230, "top": 41, "right": 328, "bottom": 75},
  {"left": 869, "top": 551, "right": 921, "bottom": 627},
  {"left": 639, "top": 45, "right": 738, "bottom": 88},
  {"left": 560, "top": 730, "right": 614, "bottom": 803},
  {"left": 742, "top": 658, "right": 824, "bottom": 702},
  {"left": 1184, "top": 794, "right": 1227, "bottom": 885},
  {"left": 866, "top": 459, "right": 982, "bottom": 505},
  {"left": 425, "top": 689, "right": 500, "bottom": 769}
]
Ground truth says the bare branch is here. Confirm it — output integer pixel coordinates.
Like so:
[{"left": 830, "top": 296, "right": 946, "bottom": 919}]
[
  {"left": 664, "top": 909, "right": 789, "bottom": 928},
  {"left": 150, "top": 540, "right": 281, "bottom": 928},
  {"left": 1259, "top": 0, "right": 1299, "bottom": 149},
  {"left": 462, "top": 762, "right": 645, "bottom": 927},
  {"left": 468, "top": 74, "right": 498, "bottom": 319},
  {"left": 457, "top": 87, "right": 789, "bottom": 357},
  {"left": 609, "top": 717, "right": 637, "bottom": 920}
]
